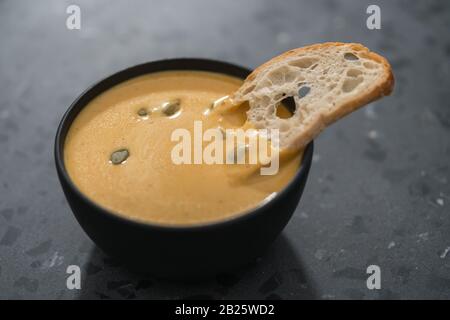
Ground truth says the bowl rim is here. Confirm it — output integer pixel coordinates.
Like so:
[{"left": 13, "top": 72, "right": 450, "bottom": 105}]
[{"left": 54, "top": 58, "right": 314, "bottom": 231}]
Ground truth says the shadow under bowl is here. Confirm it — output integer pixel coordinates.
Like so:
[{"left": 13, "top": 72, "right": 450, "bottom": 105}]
[{"left": 54, "top": 58, "right": 314, "bottom": 278}]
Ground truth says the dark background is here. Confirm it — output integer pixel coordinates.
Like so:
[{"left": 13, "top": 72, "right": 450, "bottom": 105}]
[{"left": 0, "top": 0, "right": 449, "bottom": 299}]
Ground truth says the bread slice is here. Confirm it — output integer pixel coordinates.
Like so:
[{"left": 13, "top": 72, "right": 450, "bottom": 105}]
[{"left": 231, "top": 42, "right": 394, "bottom": 151}]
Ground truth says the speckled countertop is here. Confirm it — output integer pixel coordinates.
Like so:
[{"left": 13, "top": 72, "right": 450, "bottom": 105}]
[{"left": 0, "top": 0, "right": 449, "bottom": 299}]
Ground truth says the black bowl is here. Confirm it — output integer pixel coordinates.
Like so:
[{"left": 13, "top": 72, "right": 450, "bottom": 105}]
[{"left": 55, "top": 58, "right": 314, "bottom": 278}]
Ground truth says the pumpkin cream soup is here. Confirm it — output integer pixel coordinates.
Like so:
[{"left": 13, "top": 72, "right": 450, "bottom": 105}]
[{"left": 64, "top": 71, "right": 302, "bottom": 225}]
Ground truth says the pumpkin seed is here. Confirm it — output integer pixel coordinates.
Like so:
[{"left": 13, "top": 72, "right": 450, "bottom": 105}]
[
  {"left": 137, "top": 108, "right": 148, "bottom": 117},
  {"left": 110, "top": 149, "right": 129, "bottom": 165},
  {"left": 161, "top": 99, "right": 181, "bottom": 116},
  {"left": 298, "top": 86, "right": 311, "bottom": 98}
]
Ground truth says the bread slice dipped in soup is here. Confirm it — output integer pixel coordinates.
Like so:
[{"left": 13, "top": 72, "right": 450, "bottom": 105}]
[{"left": 64, "top": 42, "right": 394, "bottom": 226}]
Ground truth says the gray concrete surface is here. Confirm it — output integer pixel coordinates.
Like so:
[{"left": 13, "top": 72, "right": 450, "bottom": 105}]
[{"left": 0, "top": 0, "right": 449, "bottom": 299}]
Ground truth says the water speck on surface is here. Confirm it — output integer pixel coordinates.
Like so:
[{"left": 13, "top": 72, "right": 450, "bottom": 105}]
[
  {"left": 388, "top": 241, "right": 396, "bottom": 249},
  {"left": 43, "top": 251, "right": 64, "bottom": 268},
  {"left": 440, "top": 247, "right": 450, "bottom": 259},
  {"left": 427, "top": 200, "right": 440, "bottom": 208},
  {"left": 368, "top": 130, "right": 379, "bottom": 139},
  {"left": 417, "top": 232, "right": 429, "bottom": 242},
  {"left": 364, "top": 104, "right": 377, "bottom": 119}
]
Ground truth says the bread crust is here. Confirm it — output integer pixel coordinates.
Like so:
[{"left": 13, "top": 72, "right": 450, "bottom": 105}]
[{"left": 234, "top": 42, "right": 395, "bottom": 150}]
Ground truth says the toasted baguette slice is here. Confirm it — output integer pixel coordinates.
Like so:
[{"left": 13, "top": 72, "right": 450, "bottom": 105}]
[{"left": 231, "top": 42, "right": 394, "bottom": 150}]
